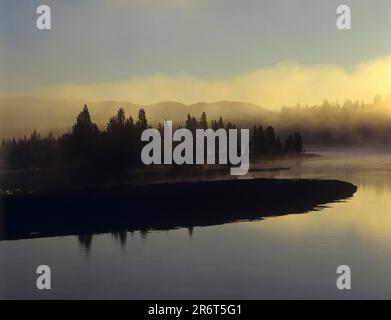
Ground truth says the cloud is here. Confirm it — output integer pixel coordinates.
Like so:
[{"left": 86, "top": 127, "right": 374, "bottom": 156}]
[{"left": 2, "top": 56, "right": 391, "bottom": 110}]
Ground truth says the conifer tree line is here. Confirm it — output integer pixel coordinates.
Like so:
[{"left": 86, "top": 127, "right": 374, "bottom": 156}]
[{"left": 0, "top": 105, "right": 302, "bottom": 170}]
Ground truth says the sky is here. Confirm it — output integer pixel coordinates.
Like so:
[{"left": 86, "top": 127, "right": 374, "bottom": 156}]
[{"left": 1, "top": 0, "right": 391, "bottom": 109}]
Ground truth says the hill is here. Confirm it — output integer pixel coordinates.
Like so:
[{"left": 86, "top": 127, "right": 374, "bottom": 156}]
[{"left": 0, "top": 97, "right": 274, "bottom": 138}]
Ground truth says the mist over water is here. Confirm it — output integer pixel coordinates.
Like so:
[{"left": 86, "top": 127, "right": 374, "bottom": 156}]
[{"left": 1, "top": 150, "right": 391, "bottom": 299}]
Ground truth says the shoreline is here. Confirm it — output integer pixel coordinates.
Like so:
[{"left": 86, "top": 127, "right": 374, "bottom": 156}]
[
  {"left": 0, "top": 152, "right": 321, "bottom": 194},
  {"left": 0, "top": 178, "right": 357, "bottom": 241}
]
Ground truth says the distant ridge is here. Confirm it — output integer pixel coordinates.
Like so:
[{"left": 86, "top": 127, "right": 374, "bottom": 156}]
[{"left": 0, "top": 97, "right": 274, "bottom": 138}]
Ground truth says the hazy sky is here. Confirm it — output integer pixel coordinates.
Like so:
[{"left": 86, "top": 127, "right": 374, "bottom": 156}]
[{"left": 1, "top": 0, "right": 391, "bottom": 108}]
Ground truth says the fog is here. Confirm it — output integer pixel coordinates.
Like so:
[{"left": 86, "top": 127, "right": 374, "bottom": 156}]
[
  {"left": 2, "top": 55, "right": 391, "bottom": 110},
  {"left": 1, "top": 95, "right": 391, "bottom": 148}
]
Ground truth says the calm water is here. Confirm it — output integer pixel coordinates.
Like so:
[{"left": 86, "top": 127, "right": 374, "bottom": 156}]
[{"left": 1, "top": 150, "right": 391, "bottom": 299}]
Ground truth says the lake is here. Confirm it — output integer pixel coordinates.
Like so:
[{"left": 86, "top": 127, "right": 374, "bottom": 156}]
[{"left": 1, "top": 150, "right": 391, "bottom": 299}]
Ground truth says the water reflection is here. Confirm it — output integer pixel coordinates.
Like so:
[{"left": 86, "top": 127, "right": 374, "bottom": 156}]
[
  {"left": 78, "top": 232, "right": 129, "bottom": 254},
  {"left": 0, "top": 178, "right": 356, "bottom": 244},
  {"left": 111, "top": 231, "right": 128, "bottom": 248},
  {"left": 78, "top": 234, "right": 93, "bottom": 253},
  {"left": 77, "top": 226, "right": 199, "bottom": 252},
  {"left": 2, "top": 151, "right": 391, "bottom": 299}
]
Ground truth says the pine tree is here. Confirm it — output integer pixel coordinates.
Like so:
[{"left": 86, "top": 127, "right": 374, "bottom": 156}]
[
  {"left": 199, "top": 112, "right": 208, "bottom": 130},
  {"left": 72, "top": 105, "right": 99, "bottom": 138}
]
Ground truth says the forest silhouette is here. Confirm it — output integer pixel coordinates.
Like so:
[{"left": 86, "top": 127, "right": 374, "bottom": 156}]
[
  {"left": 275, "top": 96, "right": 391, "bottom": 146},
  {"left": 0, "top": 105, "right": 303, "bottom": 171}
]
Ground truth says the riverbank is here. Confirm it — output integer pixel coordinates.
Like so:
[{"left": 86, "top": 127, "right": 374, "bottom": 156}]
[{"left": 0, "top": 178, "right": 357, "bottom": 241}]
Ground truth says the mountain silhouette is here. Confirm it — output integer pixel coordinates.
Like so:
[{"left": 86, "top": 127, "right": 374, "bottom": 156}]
[{"left": 0, "top": 98, "right": 274, "bottom": 139}]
